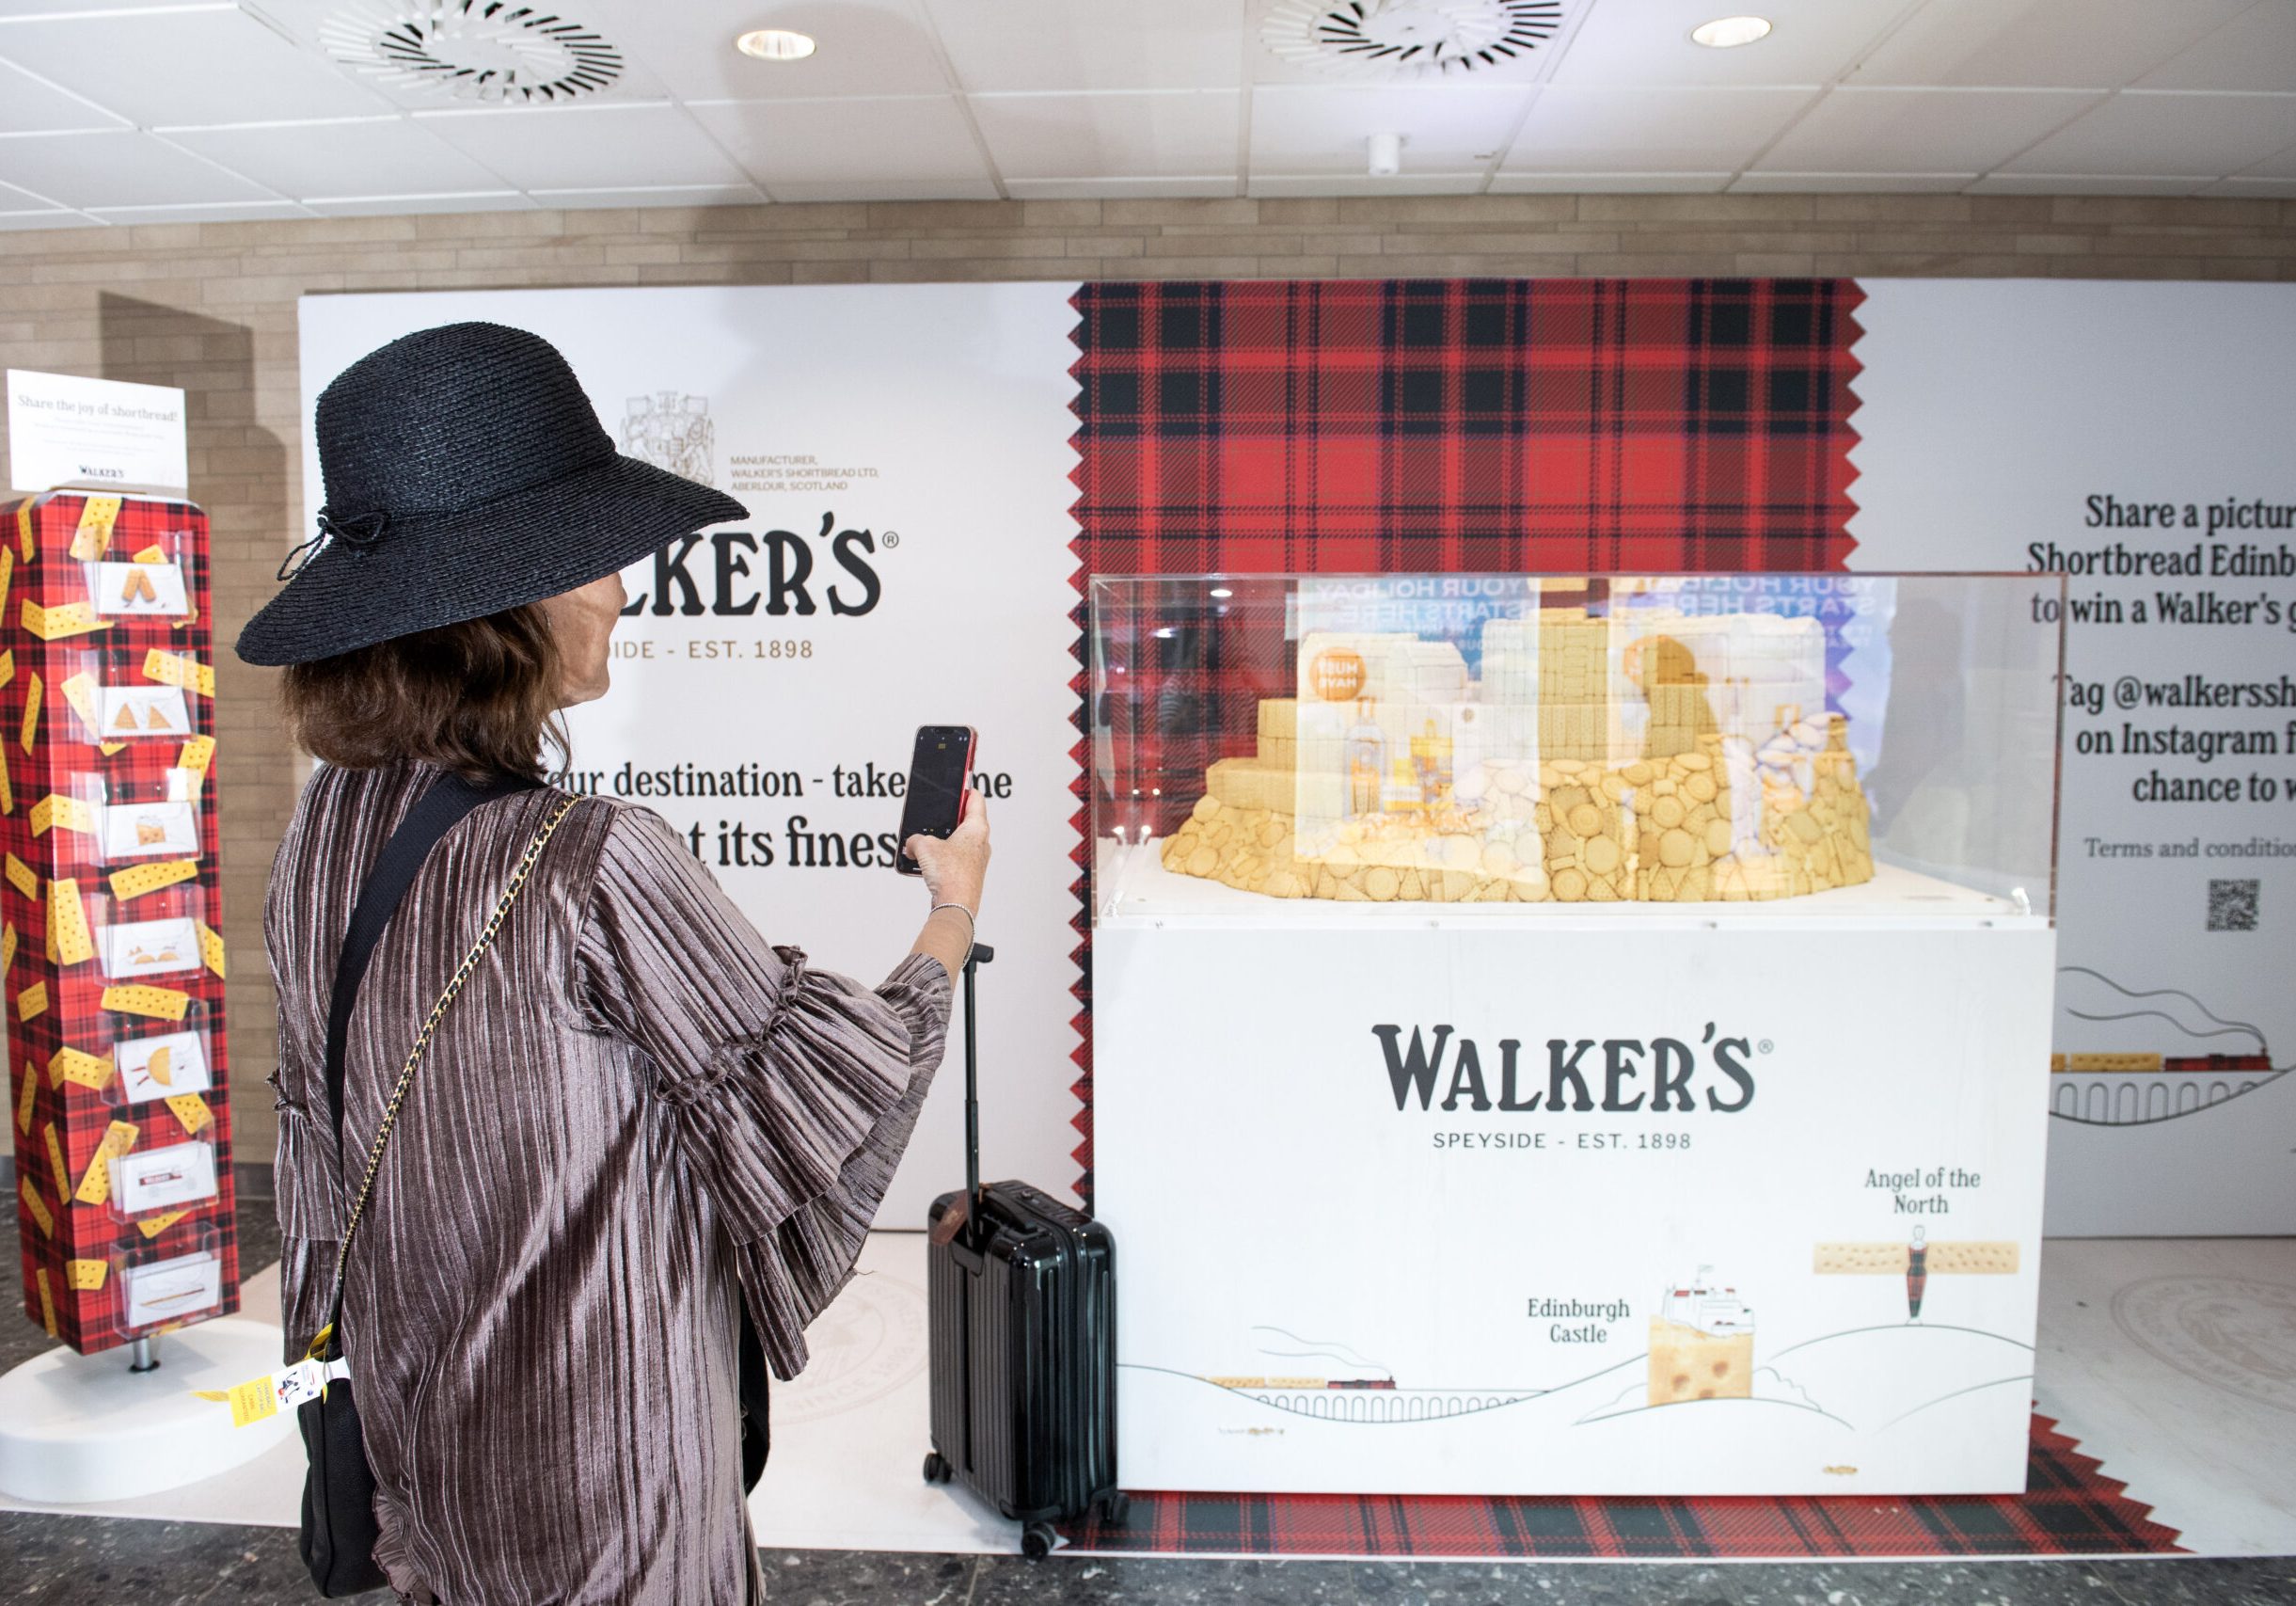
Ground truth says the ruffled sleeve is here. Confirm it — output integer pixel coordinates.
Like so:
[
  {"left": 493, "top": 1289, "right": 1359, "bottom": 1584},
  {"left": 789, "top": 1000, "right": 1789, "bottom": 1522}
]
[{"left": 575, "top": 805, "right": 952, "bottom": 1379}]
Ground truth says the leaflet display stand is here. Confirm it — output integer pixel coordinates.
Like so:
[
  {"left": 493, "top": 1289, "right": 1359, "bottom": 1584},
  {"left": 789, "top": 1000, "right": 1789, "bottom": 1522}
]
[{"left": 0, "top": 490, "right": 287, "bottom": 1502}]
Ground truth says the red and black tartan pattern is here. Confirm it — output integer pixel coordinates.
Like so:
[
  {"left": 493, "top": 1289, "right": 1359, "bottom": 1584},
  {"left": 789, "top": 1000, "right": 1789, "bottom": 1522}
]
[
  {"left": 1056, "top": 1413, "right": 2182, "bottom": 1560},
  {"left": 5, "top": 492, "right": 236, "bottom": 1356},
  {"left": 1065, "top": 278, "right": 1867, "bottom": 1204}
]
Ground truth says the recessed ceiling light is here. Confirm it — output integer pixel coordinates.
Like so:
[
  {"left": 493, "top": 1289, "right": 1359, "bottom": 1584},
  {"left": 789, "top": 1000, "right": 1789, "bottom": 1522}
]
[
  {"left": 1690, "top": 15, "right": 1771, "bottom": 48},
  {"left": 735, "top": 27, "right": 816, "bottom": 61}
]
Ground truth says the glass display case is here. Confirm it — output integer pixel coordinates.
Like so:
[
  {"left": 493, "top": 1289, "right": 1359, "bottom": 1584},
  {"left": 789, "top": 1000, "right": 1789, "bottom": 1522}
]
[{"left": 1088, "top": 573, "right": 2063, "bottom": 924}]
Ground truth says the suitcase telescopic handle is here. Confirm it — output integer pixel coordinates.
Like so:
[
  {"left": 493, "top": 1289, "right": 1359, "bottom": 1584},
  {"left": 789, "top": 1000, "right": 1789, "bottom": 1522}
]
[{"left": 962, "top": 943, "right": 993, "bottom": 1254}]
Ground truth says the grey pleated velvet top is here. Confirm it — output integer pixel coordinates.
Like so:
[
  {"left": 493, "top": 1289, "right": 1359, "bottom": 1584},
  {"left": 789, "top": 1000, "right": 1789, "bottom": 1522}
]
[{"left": 264, "top": 760, "right": 951, "bottom": 1605}]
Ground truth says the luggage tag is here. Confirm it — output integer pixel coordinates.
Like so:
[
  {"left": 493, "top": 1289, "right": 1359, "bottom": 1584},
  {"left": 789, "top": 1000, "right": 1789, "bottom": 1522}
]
[
  {"left": 928, "top": 1194, "right": 968, "bottom": 1246},
  {"left": 197, "top": 1346, "right": 350, "bottom": 1428}
]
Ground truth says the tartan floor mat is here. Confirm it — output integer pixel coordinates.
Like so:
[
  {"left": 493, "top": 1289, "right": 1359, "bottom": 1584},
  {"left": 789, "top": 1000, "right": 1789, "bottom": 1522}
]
[{"left": 1054, "top": 1413, "right": 2183, "bottom": 1560}]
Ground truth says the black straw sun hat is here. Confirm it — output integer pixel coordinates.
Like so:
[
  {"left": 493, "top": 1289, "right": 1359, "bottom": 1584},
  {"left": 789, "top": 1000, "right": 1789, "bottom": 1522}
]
[{"left": 234, "top": 321, "right": 745, "bottom": 667}]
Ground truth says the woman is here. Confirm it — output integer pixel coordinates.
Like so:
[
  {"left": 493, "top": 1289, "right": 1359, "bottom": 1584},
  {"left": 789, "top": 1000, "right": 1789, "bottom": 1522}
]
[{"left": 235, "top": 322, "right": 989, "bottom": 1604}]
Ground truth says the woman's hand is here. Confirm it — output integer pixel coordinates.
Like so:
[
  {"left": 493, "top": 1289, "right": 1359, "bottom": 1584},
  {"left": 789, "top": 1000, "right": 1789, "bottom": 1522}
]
[{"left": 908, "top": 791, "right": 990, "bottom": 916}]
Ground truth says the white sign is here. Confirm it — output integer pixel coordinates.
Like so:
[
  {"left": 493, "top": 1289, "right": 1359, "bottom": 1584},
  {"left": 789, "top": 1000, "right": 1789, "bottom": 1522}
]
[
  {"left": 121, "top": 1249, "right": 221, "bottom": 1328},
  {"left": 6, "top": 369, "right": 187, "bottom": 495},
  {"left": 98, "top": 915, "right": 202, "bottom": 980},
  {"left": 111, "top": 1139, "right": 219, "bottom": 1216},
  {"left": 1095, "top": 912, "right": 2054, "bottom": 1495},
  {"left": 1847, "top": 281, "right": 2296, "bottom": 1234},
  {"left": 297, "top": 286, "right": 1084, "bottom": 1223},
  {"left": 117, "top": 1028, "right": 212, "bottom": 1104}
]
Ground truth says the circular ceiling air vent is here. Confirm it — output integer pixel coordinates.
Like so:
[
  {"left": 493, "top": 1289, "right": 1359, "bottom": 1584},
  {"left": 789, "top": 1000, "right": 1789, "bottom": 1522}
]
[
  {"left": 1262, "top": 0, "right": 1563, "bottom": 79},
  {"left": 321, "top": 2, "right": 624, "bottom": 104}
]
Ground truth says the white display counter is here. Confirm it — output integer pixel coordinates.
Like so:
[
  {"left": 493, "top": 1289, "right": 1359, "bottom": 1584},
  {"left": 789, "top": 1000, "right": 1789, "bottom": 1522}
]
[{"left": 1094, "top": 844, "right": 2054, "bottom": 1496}]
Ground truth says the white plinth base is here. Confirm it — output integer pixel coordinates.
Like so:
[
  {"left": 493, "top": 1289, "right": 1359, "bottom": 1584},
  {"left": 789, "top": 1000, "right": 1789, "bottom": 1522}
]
[{"left": 0, "top": 1317, "right": 294, "bottom": 1503}]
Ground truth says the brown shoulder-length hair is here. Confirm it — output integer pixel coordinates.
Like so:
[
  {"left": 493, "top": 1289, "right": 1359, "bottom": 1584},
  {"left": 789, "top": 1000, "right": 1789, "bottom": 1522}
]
[{"left": 281, "top": 604, "right": 567, "bottom": 783}]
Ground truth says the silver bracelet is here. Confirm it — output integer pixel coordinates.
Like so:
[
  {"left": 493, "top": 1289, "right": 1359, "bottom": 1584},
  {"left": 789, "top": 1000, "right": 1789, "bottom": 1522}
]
[{"left": 928, "top": 901, "right": 976, "bottom": 969}]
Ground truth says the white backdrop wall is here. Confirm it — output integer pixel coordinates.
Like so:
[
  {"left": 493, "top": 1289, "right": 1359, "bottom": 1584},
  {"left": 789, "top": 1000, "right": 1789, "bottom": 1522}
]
[{"left": 299, "top": 278, "right": 2296, "bottom": 1235}]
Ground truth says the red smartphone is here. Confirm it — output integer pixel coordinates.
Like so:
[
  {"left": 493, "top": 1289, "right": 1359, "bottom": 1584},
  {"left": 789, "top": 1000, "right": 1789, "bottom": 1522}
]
[{"left": 895, "top": 724, "right": 977, "bottom": 876}]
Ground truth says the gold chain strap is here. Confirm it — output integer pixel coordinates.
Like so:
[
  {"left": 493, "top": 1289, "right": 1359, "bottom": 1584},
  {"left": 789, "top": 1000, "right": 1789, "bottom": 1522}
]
[{"left": 312, "top": 793, "right": 578, "bottom": 1359}]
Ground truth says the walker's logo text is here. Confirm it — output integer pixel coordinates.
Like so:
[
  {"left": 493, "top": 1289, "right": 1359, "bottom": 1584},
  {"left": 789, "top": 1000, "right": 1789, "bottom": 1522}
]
[
  {"left": 622, "top": 391, "right": 715, "bottom": 484},
  {"left": 624, "top": 512, "right": 886, "bottom": 618},
  {"left": 1373, "top": 1023, "right": 1759, "bottom": 1114}
]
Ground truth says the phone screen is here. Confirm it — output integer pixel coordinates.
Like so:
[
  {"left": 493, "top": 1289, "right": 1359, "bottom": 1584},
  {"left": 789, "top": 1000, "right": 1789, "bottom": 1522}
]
[{"left": 896, "top": 725, "right": 974, "bottom": 875}]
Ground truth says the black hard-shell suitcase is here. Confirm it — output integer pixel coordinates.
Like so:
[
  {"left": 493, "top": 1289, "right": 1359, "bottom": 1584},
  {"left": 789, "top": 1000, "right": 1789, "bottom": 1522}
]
[{"left": 923, "top": 944, "right": 1125, "bottom": 1558}]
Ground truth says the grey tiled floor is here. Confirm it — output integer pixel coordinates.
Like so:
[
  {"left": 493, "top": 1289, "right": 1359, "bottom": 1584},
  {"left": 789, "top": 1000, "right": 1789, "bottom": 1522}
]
[
  {"left": 1, "top": 1191, "right": 2289, "bottom": 1603},
  {"left": 0, "top": 1516, "right": 2288, "bottom": 1606}
]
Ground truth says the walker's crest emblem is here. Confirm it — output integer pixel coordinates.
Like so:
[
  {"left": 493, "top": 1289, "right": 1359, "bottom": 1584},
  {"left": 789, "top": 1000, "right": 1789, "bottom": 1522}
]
[{"left": 621, "top": 392, "right": 715, "bottom": 484}]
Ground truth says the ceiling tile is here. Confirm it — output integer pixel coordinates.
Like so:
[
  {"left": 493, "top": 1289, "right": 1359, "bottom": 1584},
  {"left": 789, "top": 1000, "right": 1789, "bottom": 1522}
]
[
  {"left": 772, "top": 175, "right": 999, "bottom": 200},
  {"left": 1503, "top": 86, "right": 1813, "bottom": 172},
  {"left": 2233, "top": 138, "right": 2296, "bottom": 181},
  {"left": 0, "top": 56, "right": 127, "bottom": 134},
  {"left": 1730, "top": 170, "right": 1973, "bottom": 192},
  {"left": 2003, "top": 91, "right": 2296, "bottom": 178},
  {"left": 686, "top": 96, "right": 992, "bottom": 196},
  {"left": 1546, "top": 0, "right": 1886, "bottom": 87},
  {"left": 0, "top": 0, "right": 168, "bottom": 13},
  {"left": 577, "top": 0, "right": 950, "bottom": 102},
  {"left": 86, "top": 199, "right": 309, "bottom": 224},
  {"left": 303, "top": 190, "right": 531, "bottom": 215},
  {"left": 1489, "top": 171, "right": 1729, "bottom": 192},
  {"left": 2139, "top": 5, "right": 2296, "bottom": 93},
  {"left": 1755, "top": 87, "right": 2099, "bottom": 173},
  {"left": 2207, "top": 176, "right": 2296, "bottom": 198},
  {"left": 529, "top": 183, "right": 765, "bottom": 208},
  {"left": 1967, "top": 172, "right": 2211, "bottom": 196},
  {"left": 0, "top": 207, "right": 90, "bottom": 230},
  {"left": 0, "top": 6, "right": 392, "bottom": 125},
  {"left": 160, "top": 117, "right": 508, "bottom": 200},
  {"left": 1002, "top": 175, "right": 1235, "bottom": 198},
  {"left": 1846, "top": 0, "right": 2257, "bottom": 90},
  {"left": 926, "top": 0, "right": 1243, "bottom": 92},
  {"left": 970, "top": 88, "right": 1239, "bottom": 179},
  {"left": 0, "top": 129, "right": 275, "bottom": 207},
  {"left": 1248, "top": 172, "right": 1486, "bottom": 196},
  {"left": 416, "top": 103, "right": 750, "bottom": 190},
  {"left": 1250, "top": 84, "right": 1529, "bottom": 174}
]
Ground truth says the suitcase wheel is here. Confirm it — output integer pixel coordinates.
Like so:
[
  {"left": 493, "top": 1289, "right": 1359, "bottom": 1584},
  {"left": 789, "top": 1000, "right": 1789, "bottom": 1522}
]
[
  {"left": 921, "top": 1451, "right": 952, "bottom": 1486},
  {"left": 1100, "top": 1491, "right": 1131, "bottom": 1527},
  {"left": 1021, "top": 1521, "right": 1058, "bottom": 1560}
]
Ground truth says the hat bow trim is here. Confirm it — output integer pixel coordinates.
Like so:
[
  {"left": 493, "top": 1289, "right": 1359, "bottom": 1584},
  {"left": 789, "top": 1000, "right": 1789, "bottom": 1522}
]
[{"left": 277, "top": 507, "right": 389, "bottom": 581}]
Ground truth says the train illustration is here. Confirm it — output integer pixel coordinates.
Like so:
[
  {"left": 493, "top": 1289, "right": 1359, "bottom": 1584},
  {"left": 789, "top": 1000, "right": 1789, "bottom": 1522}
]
[{"left": 2051, "top": 1052, "right": 2274, "bottom": 1073}]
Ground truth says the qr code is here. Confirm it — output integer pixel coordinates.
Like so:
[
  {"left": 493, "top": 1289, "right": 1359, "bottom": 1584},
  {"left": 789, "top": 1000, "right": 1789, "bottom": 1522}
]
[{"left": 2208, "top": 879, "right": 2258, "bottom": 932}]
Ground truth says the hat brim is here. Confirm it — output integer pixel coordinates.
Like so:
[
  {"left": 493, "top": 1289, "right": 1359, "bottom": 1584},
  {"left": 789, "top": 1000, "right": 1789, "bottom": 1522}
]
[{"left": 234, "top": 453, "right": 747, "bottom": 667}]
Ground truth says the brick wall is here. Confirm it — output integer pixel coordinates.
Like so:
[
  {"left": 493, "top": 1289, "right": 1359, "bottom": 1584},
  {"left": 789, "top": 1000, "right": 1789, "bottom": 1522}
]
[{"left": 3, "top": 190, "right": 2292, "bottom": 1159}]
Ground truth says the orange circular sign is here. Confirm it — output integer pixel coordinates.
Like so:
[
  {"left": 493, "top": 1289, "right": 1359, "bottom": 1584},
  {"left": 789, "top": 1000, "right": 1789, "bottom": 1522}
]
[{"left": 1309, "top": 647, "right": 1366, "bottom": 702}]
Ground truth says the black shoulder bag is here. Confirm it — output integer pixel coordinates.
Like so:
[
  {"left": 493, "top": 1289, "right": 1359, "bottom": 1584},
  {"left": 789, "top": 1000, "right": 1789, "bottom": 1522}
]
[{"left": 300, "top": 772, "right": 567, "bottom": 1596}]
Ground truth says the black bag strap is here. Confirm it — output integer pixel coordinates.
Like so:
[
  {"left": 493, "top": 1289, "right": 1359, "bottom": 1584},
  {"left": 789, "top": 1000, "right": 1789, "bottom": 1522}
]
[{"left": 324, "top": 771, "right": 541, "bottom": 1154}]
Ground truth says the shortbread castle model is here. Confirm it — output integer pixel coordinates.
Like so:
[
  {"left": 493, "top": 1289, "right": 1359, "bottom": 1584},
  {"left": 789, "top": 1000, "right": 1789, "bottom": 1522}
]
[{"left": 1158, "top": 605, "right": 1875, "bottom": 904}]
